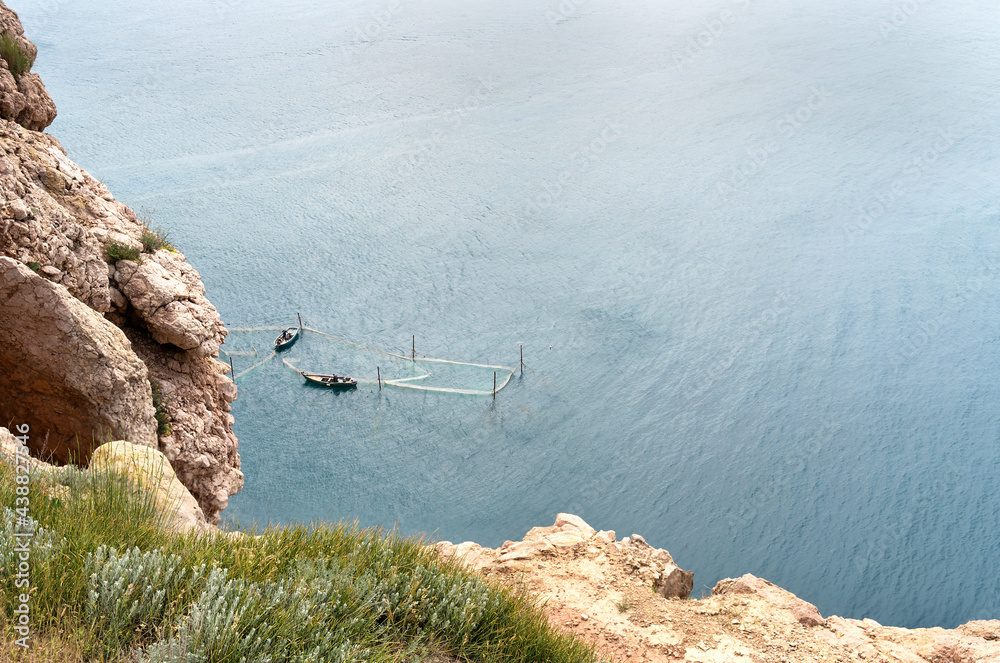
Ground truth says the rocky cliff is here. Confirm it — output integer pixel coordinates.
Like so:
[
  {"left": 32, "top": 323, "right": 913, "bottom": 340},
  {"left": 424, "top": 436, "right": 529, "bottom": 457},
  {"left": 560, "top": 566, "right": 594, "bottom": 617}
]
[
  {"left": 0, "top": 1, "right": 239, "bottom": 523},
  {"left": 440, "top": 515, "right": 1000, "bottom": 663}
]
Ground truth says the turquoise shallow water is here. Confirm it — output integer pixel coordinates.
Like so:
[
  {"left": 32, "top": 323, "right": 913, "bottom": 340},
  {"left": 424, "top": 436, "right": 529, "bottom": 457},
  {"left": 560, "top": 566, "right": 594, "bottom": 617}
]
[{"left": 18, "top": 0, "right": 1000, "bottom": 628}]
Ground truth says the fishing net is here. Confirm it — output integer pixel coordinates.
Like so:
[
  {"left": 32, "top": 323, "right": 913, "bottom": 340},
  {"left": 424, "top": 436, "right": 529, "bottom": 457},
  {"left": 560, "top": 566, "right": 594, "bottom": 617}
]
[{"left": 222, "top": 322, "right": 517, "bottom": 396}]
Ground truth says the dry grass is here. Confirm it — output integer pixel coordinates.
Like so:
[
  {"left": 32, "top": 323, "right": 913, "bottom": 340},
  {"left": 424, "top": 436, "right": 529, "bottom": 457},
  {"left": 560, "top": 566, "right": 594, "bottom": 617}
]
[{"left": 0, "top": 632, "right": 87, "bottom": 662}]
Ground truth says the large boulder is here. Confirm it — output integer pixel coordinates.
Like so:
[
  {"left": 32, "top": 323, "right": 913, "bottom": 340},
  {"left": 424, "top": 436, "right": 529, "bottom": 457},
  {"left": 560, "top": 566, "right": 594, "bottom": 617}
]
[
  {"left": 0, "top": 257, "right": 157, "bottom": 463},
  {"left": 0, "top": 2, "right": 56, "bottom": 131},
  {"left": 90, "top": 440, "right": 210, "bottom": 535},
  {"left": 115, "top": 250, "right": 226, "bottom": 357},
  {"left": 654, "top": 562, "right": 694, "bottom": 599}
]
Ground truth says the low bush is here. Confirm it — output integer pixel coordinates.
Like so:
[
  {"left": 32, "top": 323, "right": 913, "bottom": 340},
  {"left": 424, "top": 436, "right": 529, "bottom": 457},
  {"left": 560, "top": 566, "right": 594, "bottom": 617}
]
[
  {"left": 0, "top": 32, "right": 33, "bottom": 80},
  {"left": 104, "top": 240, "right": 142, "bottom": 264},
  {"left": 138, "top": 208, "right": 175, "bottom": 253}
]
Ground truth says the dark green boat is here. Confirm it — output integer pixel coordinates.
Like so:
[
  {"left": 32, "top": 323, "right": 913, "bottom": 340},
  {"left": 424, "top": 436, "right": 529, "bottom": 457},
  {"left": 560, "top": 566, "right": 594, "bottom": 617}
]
[
  {"left": 302, "top": 372, "right": 357, "bottom": 388},
  {"left": 274, "top": 327, "right": 299, "bottom": 350}
]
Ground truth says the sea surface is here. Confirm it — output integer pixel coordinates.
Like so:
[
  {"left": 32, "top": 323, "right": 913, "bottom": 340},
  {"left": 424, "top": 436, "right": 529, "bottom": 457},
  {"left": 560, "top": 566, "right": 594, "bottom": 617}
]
[{"left": 18, "top": 0, "right": 1000, "bottom": 628}]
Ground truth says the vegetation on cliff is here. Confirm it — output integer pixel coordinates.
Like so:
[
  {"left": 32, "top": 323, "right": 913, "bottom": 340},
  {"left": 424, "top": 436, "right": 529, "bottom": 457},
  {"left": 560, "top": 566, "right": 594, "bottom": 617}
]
[
  {"left": 0, "top": 461, "right": 595, "bottom": 663},
  {"left": 0, "top": 31, "right": 32, "bottom": 80}
]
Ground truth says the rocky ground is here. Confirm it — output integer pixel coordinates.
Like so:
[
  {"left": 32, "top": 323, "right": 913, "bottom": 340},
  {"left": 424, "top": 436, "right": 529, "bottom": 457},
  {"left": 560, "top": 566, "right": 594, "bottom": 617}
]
[{"left": 439, "top": 516, "right": 1000, "bottom": 663}]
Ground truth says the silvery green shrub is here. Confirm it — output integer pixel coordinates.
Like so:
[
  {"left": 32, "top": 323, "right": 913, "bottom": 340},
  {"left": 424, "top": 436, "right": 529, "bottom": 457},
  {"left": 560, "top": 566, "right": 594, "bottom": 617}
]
[
  {"left": 144, "top": 568, "right": 370, "bottom": 663},
  {"left": 85, "top": 546, "right": 204, "bottom": 651},
  {"left": 382, "top": 563, "right": 499, "bottom": 639},
  {"left": 0, "top": 506, "right": 62, "bottom": 568}
]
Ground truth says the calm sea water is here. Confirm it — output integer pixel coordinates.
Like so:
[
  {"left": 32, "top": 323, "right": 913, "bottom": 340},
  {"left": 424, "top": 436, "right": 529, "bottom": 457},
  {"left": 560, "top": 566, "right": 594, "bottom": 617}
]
[{"left": 20, "top": 0, "right": 1000, "bottom": 628}]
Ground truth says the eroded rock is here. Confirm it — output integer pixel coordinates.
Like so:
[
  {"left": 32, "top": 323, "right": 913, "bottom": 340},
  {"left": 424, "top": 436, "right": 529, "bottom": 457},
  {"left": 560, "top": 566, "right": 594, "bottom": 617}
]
[
  {"left": 0, "top": 258, "right": 157, "bottom": 463},
  {"left": 124, "top": 328, "right": 241, "bottom": 523},
  {"left": 0, "top": 2, "right": 55, "bottom": 131},
  {"left": 713, "top": 573, "right": 826, "bottom": 627},
  {"left": 655, "top": 562, "right": 694, "bottom": 599},
  {"left": 115, "top": 250, "right": 226, "bottom": 357}
]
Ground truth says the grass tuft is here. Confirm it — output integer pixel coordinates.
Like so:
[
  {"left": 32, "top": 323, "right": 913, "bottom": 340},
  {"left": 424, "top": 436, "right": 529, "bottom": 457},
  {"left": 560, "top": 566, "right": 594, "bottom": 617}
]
[
  {"left": 104, "top": 240, "right": 142, "bottom": 264},
  {"left": 138, "top": 208, "right": 175, "bottom": 253},
  {"left": 0, "top": 32, "right": 33, "bottom": 80}
]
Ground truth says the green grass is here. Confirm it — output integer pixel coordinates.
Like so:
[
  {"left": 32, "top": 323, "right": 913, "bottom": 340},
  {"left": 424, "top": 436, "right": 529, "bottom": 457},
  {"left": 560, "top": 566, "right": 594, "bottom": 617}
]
[
  {"left": 148, "top": 378, "right": 171, "bottom": 436},
  {"left": 139, "top": 227, "right": 174, "bottom": 253},
  {"left": 0, "top": 461, "right": 596, "bottom": 663},
  {"left": 26, "top": 261, "right": 40, "bottom": 273},
  {"left": 103, "top": 241, "right": 142, "bottom": 264},
  {"left": 0, "top": 32, "right": 33, "bottom": 81},
  {"left": 138, "top": 208, "right": 175, "bottom": 253}
]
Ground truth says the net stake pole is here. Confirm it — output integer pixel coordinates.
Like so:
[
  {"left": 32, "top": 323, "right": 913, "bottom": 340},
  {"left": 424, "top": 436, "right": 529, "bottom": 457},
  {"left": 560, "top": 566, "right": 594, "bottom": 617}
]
[
  {"left": 520, "top": 344, "right": 523, "bottom": 375},
  {"left": 412, "top": 335, "right": 415, "bottom": 361},
  {"left": 493, "top": 371, "right": 497, "bottom": 399},
  {"left": 297, "top": 312, "right": 303, "bottom": 331},
  {"left": 377, "top": 366, "right": 382, "bottom": 391},
  {"left": 229, "top": 356, "right": 235, "bottom": 380}
]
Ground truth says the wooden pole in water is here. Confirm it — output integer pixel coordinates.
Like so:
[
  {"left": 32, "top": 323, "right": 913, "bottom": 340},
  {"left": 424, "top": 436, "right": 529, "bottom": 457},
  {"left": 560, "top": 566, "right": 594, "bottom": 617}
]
[
  {"left": 520, "top": 344, "right": 523, "bottom": 375},
  {"left": 493, "top": 371, "right": 497, "bottom": 399},
  {"left": 229, "top": 356, "right": 235, "bottom": 379},
  {"left": 412, "top": 335, "right": 415, "bottom": 361},
  {"left": 297, "top": 312, "right": 303, "bottom": 331},
  {"left": 377, "top": 366, "right": 382, "bottom": 391}
]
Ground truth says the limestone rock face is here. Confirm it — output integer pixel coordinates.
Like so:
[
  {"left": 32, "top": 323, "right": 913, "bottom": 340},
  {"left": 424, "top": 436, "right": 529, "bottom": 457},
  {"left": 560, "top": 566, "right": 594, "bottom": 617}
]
[
  {"left": 0, "top": 425, "right": 52, "bottom": 474},
  {"left": 0, "top": 3, "right": 56, "bottom": 131},
  {"left": 124, "top": 329, "right": 241, "bottom": 524},
  {"left": 714, "top": 573, "right": 826, "bottom": 626},
  {"left": 497, "top": 511, "right": 601, "bottom": 562},
  {"left": 13, "top": 73, "right": 56, "bottom": 131},
  {"left": 115, "top": 251, "right": 225, "bottom": 357},
  {"left": 90, "top": 440, "right": 210, "bottom": 535},
  {"left": 0, "top": 258, "right": 158, "bottom": 462},
  {"left": 0, "top": 9, "right": 240, "bottom": 522}
]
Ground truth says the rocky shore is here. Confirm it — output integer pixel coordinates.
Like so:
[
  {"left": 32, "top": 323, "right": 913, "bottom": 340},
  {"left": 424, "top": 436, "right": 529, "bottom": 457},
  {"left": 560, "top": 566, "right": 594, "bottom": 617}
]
[{"left": 439, "top": 515, "right": 1000, "bottom": 663}]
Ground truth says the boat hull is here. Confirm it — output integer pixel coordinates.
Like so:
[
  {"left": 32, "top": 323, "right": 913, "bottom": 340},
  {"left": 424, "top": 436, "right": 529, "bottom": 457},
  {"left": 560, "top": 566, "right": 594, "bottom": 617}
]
[
  {"left": 274, "top": 327, "right": 300, "bottom": 350},
  {"left": 302, "top": 372, "right": 357, "bottom": 388}
]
